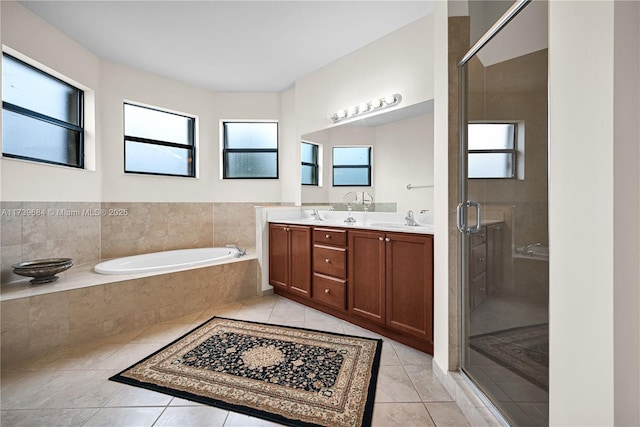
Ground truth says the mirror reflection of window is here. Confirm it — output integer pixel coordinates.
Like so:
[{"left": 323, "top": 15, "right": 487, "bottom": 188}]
[
  {"left": 468, "top": 123, "right": 518, "bottom": 179},
  {"left": 301, "top": 141, "right": 319, "bottom": 186},
  {"left": 332, "top": 146, "right": 372, "bottom": 186}
]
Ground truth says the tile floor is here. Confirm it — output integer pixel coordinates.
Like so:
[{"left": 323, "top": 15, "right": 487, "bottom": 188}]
[{"left": 1, "top": 294, "right": 471, "bottom": 427}]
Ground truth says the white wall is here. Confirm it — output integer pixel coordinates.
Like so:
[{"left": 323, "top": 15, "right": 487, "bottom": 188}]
[
  {"left": 1, "top": 1, "right": 286, "bottom": 204},
  {"left": 100, "top": 60, "right": 283, "bottom": 203},
  {"left": 433, "top": 0, "right": 450, "bottom": 379},
  {"left": 375, "top": 113, "right": 434, "bottom": 213},
  {"left": 99, "top": 60, "right": 217, "bottom": 203},
  {"left": 1, "top": 1, "right": 101, "bottom": 202},
  {"left": 291, "top": 13, "right": 435, "bottom": 207},
  {"left": 548, "top": 1, "right": 616, "bottom": 425}
]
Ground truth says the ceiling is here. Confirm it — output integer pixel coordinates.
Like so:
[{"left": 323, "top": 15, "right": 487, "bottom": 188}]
[{"left": 20, "top": 1, "right": 433, "bottom": 92}]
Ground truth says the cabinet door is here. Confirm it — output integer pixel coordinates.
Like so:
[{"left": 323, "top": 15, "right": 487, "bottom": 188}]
[
  {"left": 288, "top": 225, "right": 312, "bottom": 296},
  {"left": 385, "top": 233, "right": 433, "bottom": 340},
  {"left": 269, "top": 224, "right": 290, "bottom": 289},
  {"left": 348, "top": 230, "right": 386, "bottom": 324}
]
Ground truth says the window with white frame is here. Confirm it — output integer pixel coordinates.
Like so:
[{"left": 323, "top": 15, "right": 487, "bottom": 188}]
[
  {"left": 124, "top": 103, "right": 196, "bottom": 177},
  {"left": 332, "top": 146, "right": 372, "bottom": 186},
  {"left": 301, "top": 141, "right": 319, "bottom": 186},
  {"left": 2, "top": 52, "right": 84, "bottom": 168},
  {"left": 222, "top": 121, "right": 278, "bottom": 179},
  {"left": 468, "top": 123, "right": 518, "bottom": 179}
]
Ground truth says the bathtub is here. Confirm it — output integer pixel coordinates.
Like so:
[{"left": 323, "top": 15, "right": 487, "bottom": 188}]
[{"left": 94, "top": 247, "right": 239, "bottom": 275}]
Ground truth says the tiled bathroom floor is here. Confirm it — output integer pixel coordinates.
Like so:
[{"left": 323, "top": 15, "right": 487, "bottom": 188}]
[{"left": 1, "top": 294, "right": 471, "bottom": 427}]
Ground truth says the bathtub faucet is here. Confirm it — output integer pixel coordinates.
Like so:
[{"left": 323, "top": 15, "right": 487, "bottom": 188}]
[
  {"left": 226, "top": 244, "right": 246, "bottom": 257},
  {"left": 522, "top": 242, "right": 542, "bottom": 255}
]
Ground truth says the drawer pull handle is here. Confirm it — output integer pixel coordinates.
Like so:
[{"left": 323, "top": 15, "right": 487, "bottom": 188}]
[
  {"left": 325, "top": 258, "right": 331, "bottom": 263},
  {"left": 324, "top": 289, "right": 330, "bottom": 294},
  {"left": 325, "top": 234, "right": 331, "bottom": 238},
  {"left": 479, "top": 257, "right": 485, "bottom": 262}
]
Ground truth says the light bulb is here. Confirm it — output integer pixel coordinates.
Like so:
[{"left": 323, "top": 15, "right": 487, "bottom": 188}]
[
  {"left": 359, "top": 102, "right": 370, "bottom": 113},
  {"left": 371, "top": 98, "right": 382, "bottom": 109},
  {"left": 347, "top": 106, "right": 358, "bottom": 116},
  {"left": 384, "top": 95, "right": 396, "bottom": 105}
]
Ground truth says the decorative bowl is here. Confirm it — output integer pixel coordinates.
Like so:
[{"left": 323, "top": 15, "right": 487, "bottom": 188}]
[{"left": 11, "top": 258, "right": 74, "bottom": 284}]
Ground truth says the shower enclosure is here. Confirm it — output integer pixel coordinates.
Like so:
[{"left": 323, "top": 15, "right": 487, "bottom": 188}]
[{"left": 457, "top": 1, "right": 549, "bottom": 425}]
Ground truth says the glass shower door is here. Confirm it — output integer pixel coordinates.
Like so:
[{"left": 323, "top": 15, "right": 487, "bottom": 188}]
[{"left": 458, "top": 1, "right": 549, "bottom": 425}]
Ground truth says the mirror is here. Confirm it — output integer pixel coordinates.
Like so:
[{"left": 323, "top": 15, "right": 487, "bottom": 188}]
[{"left": 301, "top": 100, "right": 435, "bottom": 213}]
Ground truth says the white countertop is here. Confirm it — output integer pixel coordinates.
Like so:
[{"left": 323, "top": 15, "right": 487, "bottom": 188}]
[{"left": 267, "top": 209, "right": 435, "bottom": 235}]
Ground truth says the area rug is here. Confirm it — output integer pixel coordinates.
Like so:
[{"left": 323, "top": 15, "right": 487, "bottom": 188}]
[
  {"left": 110, "top": 317, "right": 382, "bottom": 427},
  {"left": 469, "top": 323, "right": 548, "bottom": 390}
]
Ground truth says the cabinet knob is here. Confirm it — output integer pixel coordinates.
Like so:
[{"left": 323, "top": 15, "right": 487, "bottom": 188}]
[
  {"left": 324, "top": 289, "right": 330, "bottom": 294},
  {"left": 479, "top": 257, "right": 485, "bottom": 262},
  {"left": 325, "top": 258, "right": 330, "bottom": 263},
  {"left": 325, "top": 234, "right": 331, "bottom": 239},
  {"left": 385, "top": 237, "right": 390, "bottom": 242},
  {"left": 379, "top": 237, "right": 384, "bottom": 241}
]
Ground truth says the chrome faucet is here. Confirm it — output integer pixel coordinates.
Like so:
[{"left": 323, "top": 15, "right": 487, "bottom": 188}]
[
  {"left": 310, "top": 209, "right": 323, "bottom": 221},
  {"left": 405, "top": 210, "right": 419, "bottom": 226},
  {"left": 226, "top": 244, "right": 246, "bottom": 257},
  {"left": 522, "top": 242, "right": 542, "bottom": 255}
]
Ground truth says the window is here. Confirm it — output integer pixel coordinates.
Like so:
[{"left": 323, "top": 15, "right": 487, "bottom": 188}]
[
  {"left": 301, "top": 141, "right": 319, "bottom": 186},
  {"left": 124, "top": 103, "right": 196, "bottom": 177},
  {"left": 332, "top": 146, "right": 372, "bottom": 186},
  {"left": 2, "top": 53, "right": 84, "bottom": 168},
  {"left": 468, "top": 123, "right": 517, "bottom": 179},
  {"left": 223, "top": 121, "right": 278, "bottom": 179}
]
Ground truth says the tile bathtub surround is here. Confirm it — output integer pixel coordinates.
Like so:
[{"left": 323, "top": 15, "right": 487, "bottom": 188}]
[
  {"left": 1, "top": 201, "right": 102, "bottom": 284},
  {"left": 0, "top": 295, "right": 471, "bottom": 427},
  {"left": 1, "top": 201, "right": 282, "bottom": 285},
  {"left": 213, "top": 202, "right": 282, "bottom": 250},
  {"left": 0, "top": 257, "right": 258, "bottom": 368},
  {"left": 100, "top": 202, "right": 215, "bottom": 259}
]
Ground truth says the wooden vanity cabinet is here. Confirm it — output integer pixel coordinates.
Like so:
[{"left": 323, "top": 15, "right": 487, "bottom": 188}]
[
  {"left": 347, "top": 230, "right": 386, "bottom": 324},
  {"left": 469, "top": 223, "right": 503, "bottom": 310},
  {"left": 348, "top": 230, "right": 434, "bottom": 344},
  {"left": 312, "top": 227, "right": 348, "bottom": 310},
  {"left": 268, "top": 223, "right": 311, "bottom": 297},
  {"left": 269, "top": 222, "right": 434, "bottom": 354},
  {"left": 385, "top": 233, "right": 434, "bottom": 341}
]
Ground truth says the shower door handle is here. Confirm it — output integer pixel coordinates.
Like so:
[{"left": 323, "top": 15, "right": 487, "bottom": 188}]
[{"left": 456, "top": 200, "right": 482, "bottom": 234}]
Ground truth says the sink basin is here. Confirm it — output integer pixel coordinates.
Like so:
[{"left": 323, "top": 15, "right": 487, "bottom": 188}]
[{"left": 368, "top": 222, "right": 431, "bottom": 229}]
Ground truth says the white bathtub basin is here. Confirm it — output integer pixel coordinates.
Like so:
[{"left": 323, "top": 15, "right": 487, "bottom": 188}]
[{"left": 94, "top": 247, "right": 238, "bottom": 275}]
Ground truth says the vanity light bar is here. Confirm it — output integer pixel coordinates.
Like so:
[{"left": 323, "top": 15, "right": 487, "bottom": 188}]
[{"left": 329, "top": 93, "right": 402, "bottom": 123}]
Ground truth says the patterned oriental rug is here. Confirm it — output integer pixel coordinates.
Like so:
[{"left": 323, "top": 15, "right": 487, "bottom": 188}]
[
  {"left": 110, "top": 317, "right": 382, "bottom": 427},
  {"left": 469, "top": 323, "right": 548, "bottom": 390}
]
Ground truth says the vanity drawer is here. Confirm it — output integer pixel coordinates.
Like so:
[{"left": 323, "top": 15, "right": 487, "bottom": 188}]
[
  {"left": 312, "top": 273, "right": 346, "bottom": 310},
  {"left": 313, "top": 228, "right": 347, "bottom": 247},
  {"left": 470, "top": 229, "right": 486, "bottom": 247},
  {"left": 471, "top": 245, "right": 486, "bottom": 277},
  {"left": 313, "top": 245, "right": 347, "bottom": 279}
]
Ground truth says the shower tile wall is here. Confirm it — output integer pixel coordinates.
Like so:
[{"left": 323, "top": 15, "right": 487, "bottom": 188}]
[{"left": 1, "top": 201, "right": 101, "bottom": 284}]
